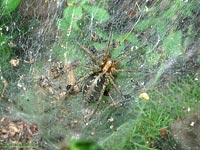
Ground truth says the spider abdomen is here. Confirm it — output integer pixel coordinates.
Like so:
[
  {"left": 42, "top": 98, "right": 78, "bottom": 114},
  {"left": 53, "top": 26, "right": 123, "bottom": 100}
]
[{"left": 82, "top": 72, "right": 107, "bottom": 103}]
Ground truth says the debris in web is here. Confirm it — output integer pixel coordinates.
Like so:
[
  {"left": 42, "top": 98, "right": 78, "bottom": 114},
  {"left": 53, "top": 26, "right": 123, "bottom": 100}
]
[{"left": 0, "top": 117, "right": 41, "bottom": 149}]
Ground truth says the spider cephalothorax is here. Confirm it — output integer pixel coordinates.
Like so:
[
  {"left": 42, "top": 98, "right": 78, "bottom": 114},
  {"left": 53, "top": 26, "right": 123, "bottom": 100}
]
[{"left": 101, "top": 57, "right": 117, "bottom": 74}]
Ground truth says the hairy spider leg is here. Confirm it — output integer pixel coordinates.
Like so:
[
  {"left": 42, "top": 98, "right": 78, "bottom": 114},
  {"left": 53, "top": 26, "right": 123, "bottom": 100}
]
[
  {"left": 104, "top": 31, "right": 113, "bottom": 58},
  {"left": 76, "top": 63, "right": 100, "bottom": 71},
  {"left": 87, "top": 78, "right": 108, "bottom": 121},
  {"left": 108, "top": 74, "right": 125, "bottom": 100},
  {"left": 115, "top": 69, "right": 139, "bottom": 72},
  {"left": 66, "top": 60, "right": 99, "bottom": 71},
  {"left": 114, "top": 43, "right": 147, "bottom": 65},
  {"left": 114, "top": 47, "right": 138, "bottom": 65},
  {"left": 77, "top": 43, "right": 102, "bottom": 66}
]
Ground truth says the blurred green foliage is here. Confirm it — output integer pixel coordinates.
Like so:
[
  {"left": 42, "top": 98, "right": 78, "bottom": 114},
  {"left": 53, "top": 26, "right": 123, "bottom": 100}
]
[
  {"left": 68, "top": 140, "right": 103, "bottom": 150},
  {"left": 0, "top": 0, "right": 21, "bottom": 66},
  {"left": 0, "top": 0, "right": 21, "bottom": 15},
  {"left": 57, "top": 0, "right": 109, "bottom": 31},
  {"left": 197, "top": 55, "right": 200, "bottom": 64},
  {"left": 100, "top": 120, "right": 138, "bottom": 150},
  {"left": 162, "top": 31, "right": 182, "bottom": 57},
  {"left": 135, "top": 0, "right": 200, "bottom": 69},
  {"left": 0, "top": 34, "right": 10, "bottom": 64}
]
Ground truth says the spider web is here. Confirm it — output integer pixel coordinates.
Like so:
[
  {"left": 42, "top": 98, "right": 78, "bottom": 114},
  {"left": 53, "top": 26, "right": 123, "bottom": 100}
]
[{"left": 0, "top": 0, "right": 200, "bottom": 150}]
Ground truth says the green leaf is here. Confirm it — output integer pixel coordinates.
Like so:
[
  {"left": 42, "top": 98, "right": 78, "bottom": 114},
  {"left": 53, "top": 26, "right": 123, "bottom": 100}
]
[
  {"left": 80, "top": 0, "right": 91, "bottom": 4},
  {"left": 162, "top": 0, "right": 183, "bottom": 20},
  {"left": 94, "top": 28, "right": 108, "bottom": 40},
  {"left": 83, "top": 5, "right": 109, "bottom": 22},
  {"left": 0, "top": 34, "right": 10, "bottom": 64},
  {"left": 57, "top": 6, "right": 82, "bottom": 31},
  {"left": 69, "top": 140, "right": 103, "bottom": 150},
  {"left": 0, "top": 0, "right": 21, "bottom": 15},
  {"left": 135, "top": 18, "right": 156, "bottom": 31},
  {"left": 119, "top": 33, "right": 139, "bottom": 45},
  {"left": 156, "top": 19, "right": 167, "bottom": 37},
  {"left": 68, "top": 0, "right": 90, "bottom": 4}
]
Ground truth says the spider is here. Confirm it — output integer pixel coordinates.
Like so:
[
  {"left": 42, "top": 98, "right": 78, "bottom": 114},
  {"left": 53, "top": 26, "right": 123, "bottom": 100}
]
[{"left": 67, "top": 32, "right": 140, "bottom": 119}]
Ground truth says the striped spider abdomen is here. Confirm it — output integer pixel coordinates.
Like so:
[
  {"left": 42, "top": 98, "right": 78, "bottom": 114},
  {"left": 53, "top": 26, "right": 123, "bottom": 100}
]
[{"left": 82, "top": 72, "right": 108, "bottom": 104}]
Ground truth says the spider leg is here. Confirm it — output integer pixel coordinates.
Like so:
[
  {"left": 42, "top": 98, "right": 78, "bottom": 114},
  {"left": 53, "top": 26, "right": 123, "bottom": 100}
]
[
  {"left": 65, "top": 60, "right": 101, "bottom": 74},
  {"left": 107, "top": 91, "right": 117, "bottom": 105},
  {"left": 108, "top": 75, "right": 124, "bottom": 100},
  {"left": 115, "top": 68, "right": 140, "bottom": 73},
  {"left": 114, "top": 47, "right": 138, "bottom": 65},
  {"left": 66, "top": 60, "right": 98, "bottom": 71},
  {"left": 104, "top": 31, "right": 112, "bottom": 58},
  {"left": 104, "top": 97, "right": 125, "bottom": 108},
  {"left": 77, "top": 64, "right": 99, "bottom": 71},
  {"left": 77, "top": 43, "right": 102, "bottom": 66},
  {"left": 77, "top": 71, "right": 96, "bottom": 84},
  {"left": 87, "top": 81, "right": 107, "bottom": 121}
]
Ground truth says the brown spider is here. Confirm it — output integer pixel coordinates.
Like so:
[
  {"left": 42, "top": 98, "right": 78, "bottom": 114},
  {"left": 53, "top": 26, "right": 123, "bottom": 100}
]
[{"left": 67, "top": 33, "right": 140, "bottom": 120}]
